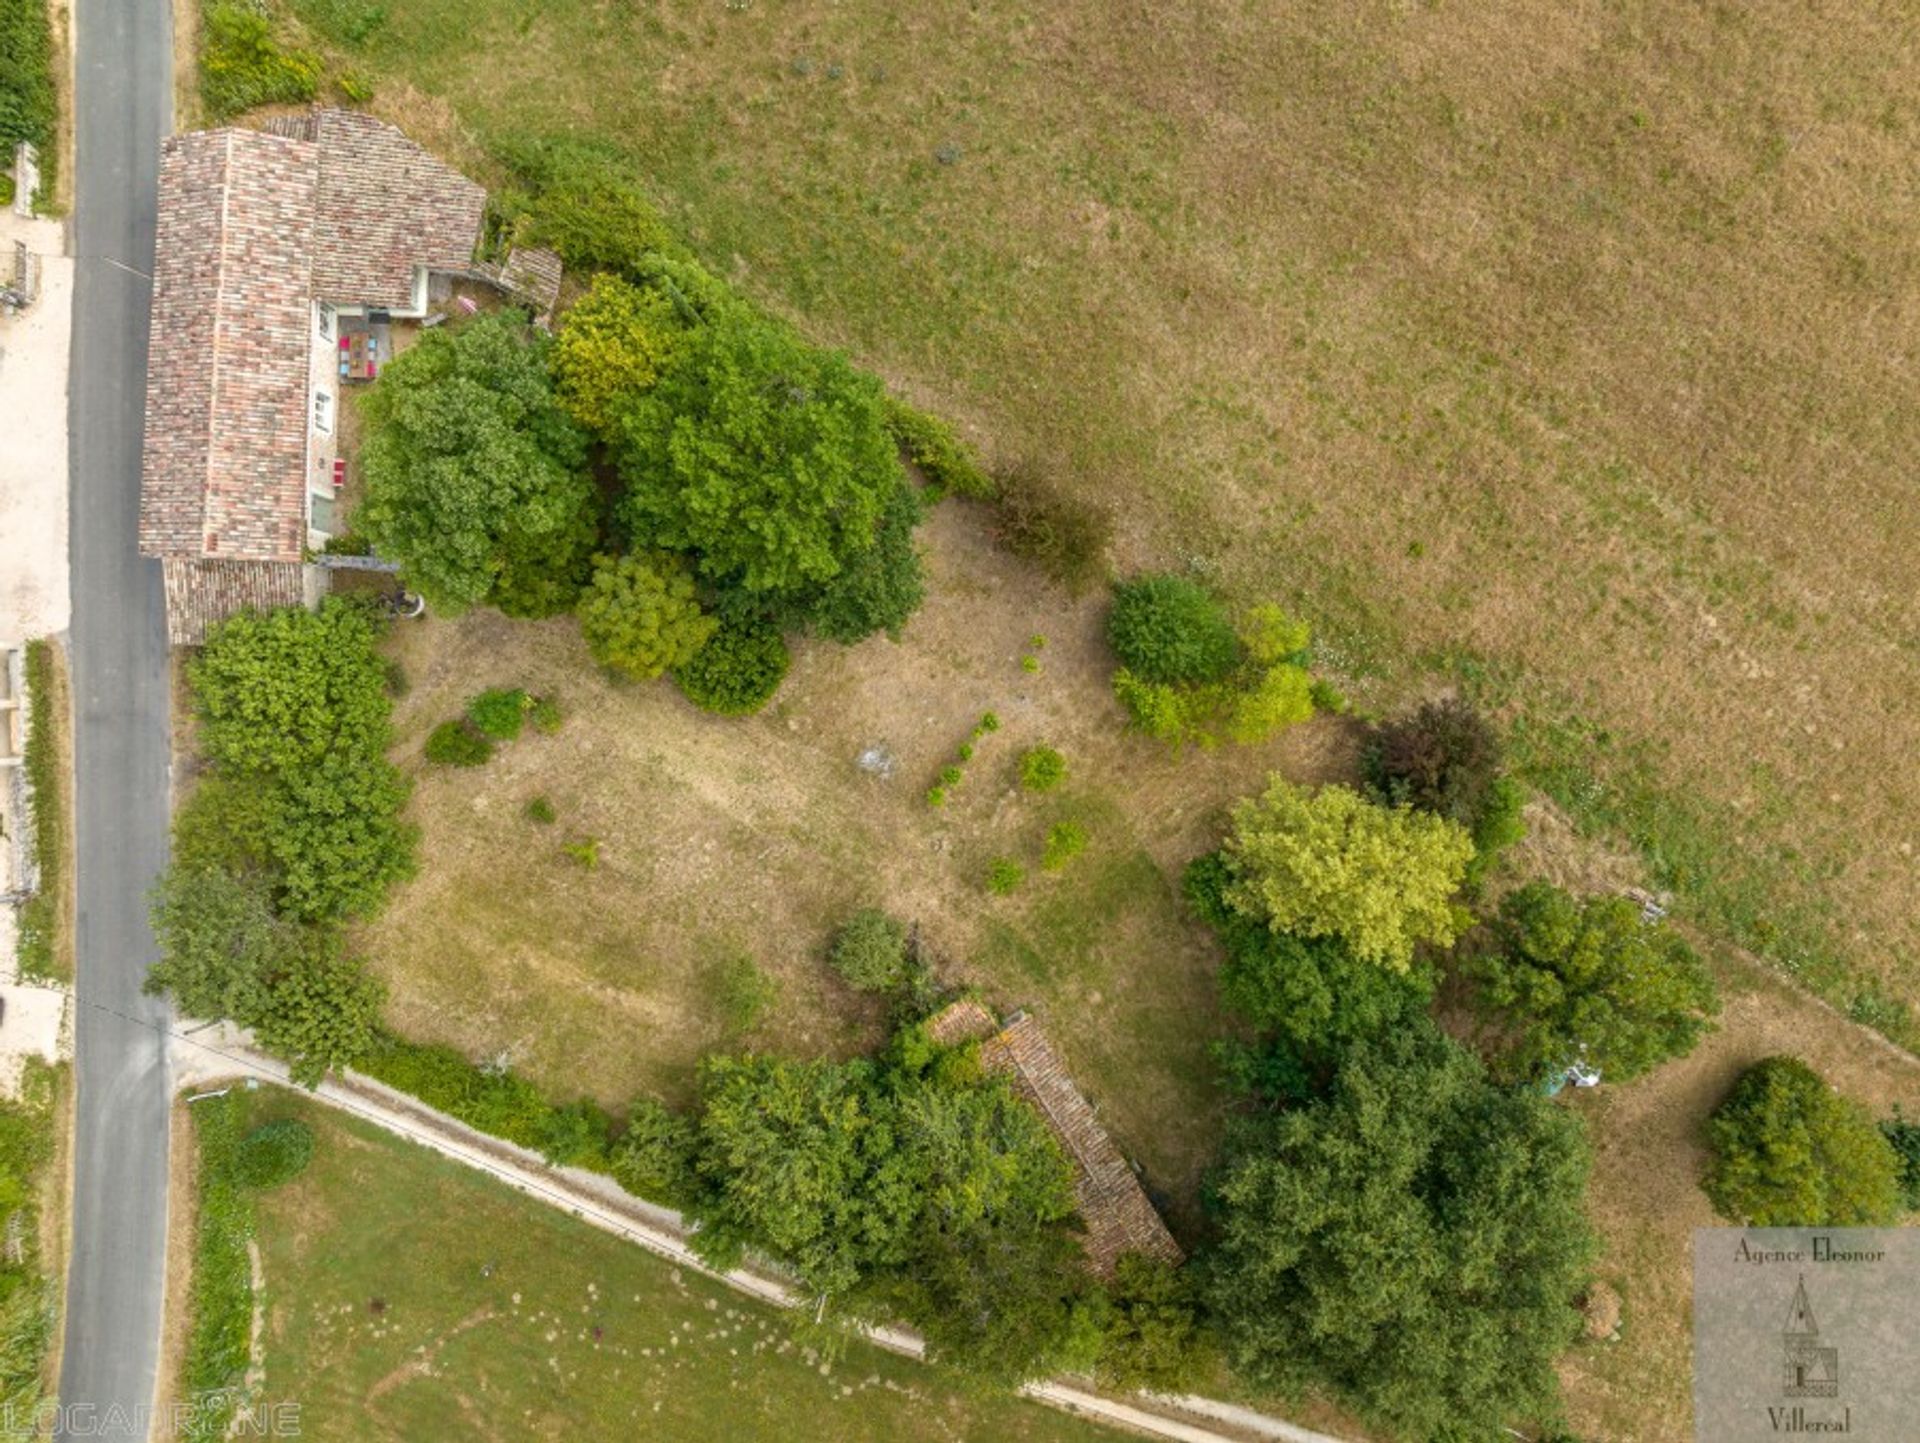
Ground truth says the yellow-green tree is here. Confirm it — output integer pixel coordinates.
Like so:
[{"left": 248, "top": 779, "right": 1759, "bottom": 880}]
[
  {"left": 576, "top": 553, "right": 717, "bottom": 681},
  {"left": 1222, "top": 780, "right": 1473, "bottom": 969},
  {"left": 551, "top": 273, "right": 688, "bottom": 435}
]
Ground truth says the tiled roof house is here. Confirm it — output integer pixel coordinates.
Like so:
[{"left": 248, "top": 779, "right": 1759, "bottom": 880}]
[
  {"left": 926, "top": 999, "right": 1184, "bottom": 1276},
  {"left": 137, "top": 110, "right": 503, "bottom": 645}
]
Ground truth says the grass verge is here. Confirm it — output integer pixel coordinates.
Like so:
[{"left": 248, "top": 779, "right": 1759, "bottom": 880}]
[
  {"left": 15, "top": 640, "right": 69, "bottom": 982},
  {"left": 178, "top": 1091, "right": 258, "bottom": 1442}
]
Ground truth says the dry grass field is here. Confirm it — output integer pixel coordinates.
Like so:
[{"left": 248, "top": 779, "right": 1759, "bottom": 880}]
[{"left": 291, "top": 0, "right": 1920, "bottom": 1045}]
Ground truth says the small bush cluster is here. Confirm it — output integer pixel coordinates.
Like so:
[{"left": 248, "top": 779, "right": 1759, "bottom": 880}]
[
  {"left": 425, "top": 719, "right": 491, "bottom": 767},
  {"left": 1109, "top": 576, "right": 1320, "bottom": 748},
  {"left": 926, "top": 712, "right": 1001, "bottom": 808},
  {"left": 426, "top": 687, "right": 560, "bottom": 768},
  {"left": 986, "top": 857, "right": 1025, "bottom": 895},
  {"left": 1041, "top": 821, "right": 1088, "bottom": 872},
  {"left": 1019, "top": 745, "right": 1066, "bottom": 792},
  {"left": 287, "top": 0, "right": 388, "bottom": 47},
  {"left": 827, "top": 909, "right": 911, "bottom": 993},
  {"left": 199, "top": 2, "right": 320, "bottom": 121},
  {"left": 672, "top": 615, "right": 789, "bottom": 716},
  {"left": 0, "top": 1067, "right": 58, "bottom": 1425}
]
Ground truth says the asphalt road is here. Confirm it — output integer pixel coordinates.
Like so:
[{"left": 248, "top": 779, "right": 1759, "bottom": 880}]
[{"left": 58, "top": 1, "right": 175, "bottom": 1436}]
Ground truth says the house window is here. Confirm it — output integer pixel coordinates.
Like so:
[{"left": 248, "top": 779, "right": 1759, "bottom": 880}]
[
  {"left": 312, "top": 389, "right": 333, "bottom": 435},
  {"left": 318, "top": 302, "right": 336, "bottom": 341}
]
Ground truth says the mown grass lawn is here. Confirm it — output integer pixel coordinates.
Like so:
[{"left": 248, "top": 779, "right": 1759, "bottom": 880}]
[{"left": 246, "top": 1089, "right": 1131, "bottom": 1443}]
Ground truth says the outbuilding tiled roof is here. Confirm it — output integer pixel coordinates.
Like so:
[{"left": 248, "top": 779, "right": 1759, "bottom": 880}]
[
  {"left": 138, "top": 129, "right": 316, "bottom": 565},
  {"left": 159, "top": 560, "right": 309, "bottom": 645},
  {"left": 925, "top": 1000, "right": 1184, "bottom": 1277}
]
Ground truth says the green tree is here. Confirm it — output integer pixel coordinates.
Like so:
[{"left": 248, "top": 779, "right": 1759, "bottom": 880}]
[
  {"left": 1468, "top": 882, "right": 1720, "bottom": 1083},
  {"left": 1206, "top": 1022, "right": 1595, "bottom": 1439},
  {"left": 1095, "top": 1254, "right": 1211, "bottom": 1393},
  {"left": 1184, "top": 852, "right": 1434, "bottom": 1064},
  {"left": 146, "top": 865, "right": 292, "bottom": 1024},
  {"left": 1221, "top": 780, "right": 1473, "bottom": 970},
  {"left": 251, "top": 938, "right": 386, "bottom": 1087},
  {"left": 191, "top": 600, "right": 391, "bottom": 775},
  {"left": 1702, "top": 1057, "right": 1902, "bottom": 1226},
  {"left": 610, "top": 1099, "right": 701, "bottom": 1207},
  {"left": 576, "top": 553, "right": 718, "bottom": 681},
  {"left": 263, "top": 749, "right": 416, "bottom": 923},
  {"left": 358, "top": 310, "right": 594, "bottom": 615},
  {"left": 688, "top": 1055, "right": 902, "bottom": 1295},
  {"left": 614, "top": 313, "right": 906, "bottom": 608}
]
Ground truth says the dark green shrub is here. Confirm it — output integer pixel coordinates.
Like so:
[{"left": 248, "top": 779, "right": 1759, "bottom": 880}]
[
  {"left": 882, "top": 397, "right": 996, "bottom": 499},
  {"left": 523, "top": 796, "right": 556, "bottom": 825},
  {"left": 1882, "top": 1110, "right": 1920, "bottom": 1211},
  {"left": 1703, "top": 1057, "right": 1903, "bottom": 1225},
  {"left": 986, "top": 858, "right": 1024, "bottom": 895},
  {"left": 232, "top": 1120, "right": 314, "bottom": 1190},
  {"left": 807, "top": 479, "right": 927, "bottom": 644},
  {"left": 991, "top": 468, "right": 1111, "bottom": 592},
  {"left": 1019, "top": 745, "right": 1066, "bottom": 792},
  {"left": 1107, "top": 574, "right": 1241, "bottom": 687},
  {"left": 828, "top": 909, "right": 911, "bottom": 993},
  {"left": 467, "top": 687, "right": 530, "bottom": 741},
  {"left": 199, "top": 2, "right": 321, "bottom": 120},
  {"left": 672, "top": 617, "right": 789, "bottom": 716},
  {"left": 357, "top": 1038, "right": 615, "bottom": 1174},
  {"left": 382, "top": 659, "right": 409, "bottom": 697},
  {"left": 425, "top": 720, "right": 492, "bottom": 767},
  {"left": 536, "top": 1101, "right": 617, "bottom": 1169}
]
